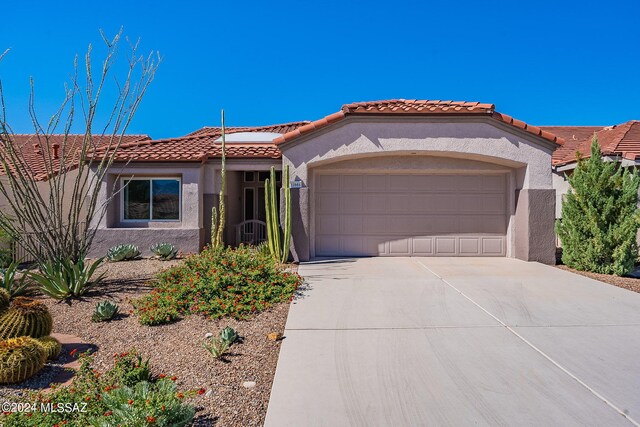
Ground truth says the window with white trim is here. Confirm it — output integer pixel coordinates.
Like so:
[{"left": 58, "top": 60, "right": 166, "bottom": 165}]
[{"left": 122, "top": 178, "right": 181, "bottom": 221}]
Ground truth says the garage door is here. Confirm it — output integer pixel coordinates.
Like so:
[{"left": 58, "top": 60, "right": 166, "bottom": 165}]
[{"left": 315, "top": 173, "right": 507, "bottom": 257}]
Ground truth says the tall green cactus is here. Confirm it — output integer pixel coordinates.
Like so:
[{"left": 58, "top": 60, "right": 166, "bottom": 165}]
[
  {"left": 265, "top": 165, "right": 292, "bottom": 263},
  {"left": 282, "top": 166, "right": 292, "bottom": 263},
  {"left": 0, "top": 336, "right": 47, "bottom": 384},
  {"left": 0, "top": 297, "right": 53, "bottom": 339},
  {"left": 211, "top": 109, "right": 227, "bottom": 250}
]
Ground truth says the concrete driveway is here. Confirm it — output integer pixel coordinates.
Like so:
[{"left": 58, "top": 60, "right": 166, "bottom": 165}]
[{"left": 265, "top": 257, "right": 640, "bottom": 427}]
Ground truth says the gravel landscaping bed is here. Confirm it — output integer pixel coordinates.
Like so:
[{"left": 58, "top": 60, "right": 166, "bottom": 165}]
[
  {"left": 556, "top": 264, "right": 640, "bottom": 294},
  {"left": 0, "top": 258, "right": 293, "bottom": 426}
]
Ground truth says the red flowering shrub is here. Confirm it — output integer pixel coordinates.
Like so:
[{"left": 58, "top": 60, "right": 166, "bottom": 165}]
[
  {"left": 133, "top": 245, "right": 302, "bottom": 325},
  {"left": 1, "top": 350, "right": 196, "bottom": 427}
]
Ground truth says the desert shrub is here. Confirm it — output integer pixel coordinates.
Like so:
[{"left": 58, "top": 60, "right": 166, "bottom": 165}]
[
  {"left": 1, "top": 350, "right": 196, "bottom": 427},
  {"left": 29, "top": 257, "right": 105, "bottom": 299},
  {"left": 556, "top": 138, "right": 640, "bottom": 275},
  {"left": 91, "top": 378, "right": 195, "bottom": 427},
  {"left": 107, "top": 351, "right": 151, "bottom": 387},
  {"left": 133, "top": 245, "right": 302, "bottom": 325}
]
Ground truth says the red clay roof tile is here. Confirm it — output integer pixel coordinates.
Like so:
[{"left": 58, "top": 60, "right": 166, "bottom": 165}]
[
  {"left": 274, "top": 100, "right": 564, "bottom": 146},
  {"left": 0, "top": 134, "right": 151, "bottom": 181},
  {"left": 545, "top": 121, "right": 640, "bottom": 166},
  {"left": 97, "top": 121, "right": 310, "bottom": 163}
]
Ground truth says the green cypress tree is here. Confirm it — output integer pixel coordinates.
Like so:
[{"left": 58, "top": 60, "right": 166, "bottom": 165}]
[{"left": 556, "top": 137, "right": 640, "bottom": 275}]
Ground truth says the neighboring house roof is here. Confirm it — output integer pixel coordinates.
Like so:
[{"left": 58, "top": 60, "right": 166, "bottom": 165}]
[
  {"left": 103, "top": 121, "right": 309, "bottom": 162},
  {"left": 0, "top": 134, "right": 151, "bottom": 181},
  {"left": 273, "top": 99, "right": 565, "bottom": 146},
  {"left": 185, "top": 122, "right": 309, "bottom": 137},
  {"left": 545, "top": 121, "right": 640, "bottom": 166}
]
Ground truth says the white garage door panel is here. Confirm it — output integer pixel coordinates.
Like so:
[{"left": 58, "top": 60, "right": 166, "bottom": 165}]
[{"left": 315, "top": 173, "right": 507, "bottom": 257}]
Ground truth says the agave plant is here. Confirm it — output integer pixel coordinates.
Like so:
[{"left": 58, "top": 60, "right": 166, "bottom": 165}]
[
  {"left": 0, "top": 260, "right": 29, "bottom": 298},
  {"left": 203, "top": 327, "right": 240, "bottom": 360},
  {"left": 150, "top": 243, "right": 178, "bottom": 260},
  {"left": 220, "top": 326, "right": 239, "bottom": 345},
  {"left": 203, "top": 336, "right": 230, "bottom": 360},
  {"left": 107, "top": 244, "right": 141, "bottom": 262},
  {"left": 92, "top": 300, "right": 119, "bottom": 322},
  {"left": 29, "top": 257, "right": 105, "bottom": 300}
]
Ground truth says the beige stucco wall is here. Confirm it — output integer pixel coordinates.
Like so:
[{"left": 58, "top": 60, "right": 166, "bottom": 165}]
[
  {"left": 552, "top": 171, "right": 571, "bottom": 219},
  {"left": 0, "top": 169, "right": 84, "bottom": 228},
  {"left": 280, "top": 116, "right": 557, "bottom": 264},
  {"left": 89, "top": 158, "right": 280, "bottom": 257},
  {"left": 90, "top": 162, "right": 205, "bottom": 256}
]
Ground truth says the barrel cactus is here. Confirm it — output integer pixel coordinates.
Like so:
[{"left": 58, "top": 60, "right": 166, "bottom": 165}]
[
  {"left": 36, "top": 336, "right": 62, "bottom": 360},
  {"left": 150, "top": 243, "right": 178, "bottom": 260},
  {"left": 107, "top": 244, "right": 141, "bottom": 262},
  {"left": 0, "top": 336, "right": 46, "bottom": 384},
  {"left": 0, "top": 297, "right": 53, "bottom": 339},
  {"left": 92, "top": 300, "right": 119, "bottom": 322}
]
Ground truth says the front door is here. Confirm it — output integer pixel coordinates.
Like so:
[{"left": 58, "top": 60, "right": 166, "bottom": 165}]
[{"left": 243, "top": 171, "right": 281, "bottom": 222}]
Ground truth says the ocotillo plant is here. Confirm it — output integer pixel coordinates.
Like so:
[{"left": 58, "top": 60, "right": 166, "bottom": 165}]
[
  {"left": 211, "top": 109, "right": 227, "bottom": 249},
  {"left": 265, "top": 165, "right": 292, "bottom": 263}
]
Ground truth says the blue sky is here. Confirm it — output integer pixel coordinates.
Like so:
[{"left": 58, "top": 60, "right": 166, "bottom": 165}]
[{"left": 1, "top": 0, "right": 639, "bottom": 139}]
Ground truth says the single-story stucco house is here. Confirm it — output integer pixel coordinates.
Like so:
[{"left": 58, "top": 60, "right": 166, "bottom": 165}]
[{"left": 4, "top": 100, "right": 638, "bottom": 265}]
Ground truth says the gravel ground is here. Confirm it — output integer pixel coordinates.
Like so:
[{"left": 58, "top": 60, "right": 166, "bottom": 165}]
[
  {"left": 556, "top": 264, "right": 640, "bottom": 294},
  {"left": 0, "top": 258, "right": 294, "bottom": 426}
]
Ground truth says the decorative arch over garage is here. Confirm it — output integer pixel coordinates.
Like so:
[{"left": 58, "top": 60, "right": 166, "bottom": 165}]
[{"left": 275, "top": 100, "right": 561, "bottom": 264}]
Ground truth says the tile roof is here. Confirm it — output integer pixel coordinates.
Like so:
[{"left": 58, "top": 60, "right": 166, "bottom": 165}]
[
  {"left": 185, "top": 121, "right": 309, "bottom": 137},
  {"left": 0, "top": 134, "right": 151, "bottom": 181},
  {"left": 274, "top": 99, "right": 565, "bottom": 146},
  {"left": 546, "top": 121, "right": 640, "bottom": 166},
  {"left": 99, "top": 121, "right": 310, "bottom": 163}
]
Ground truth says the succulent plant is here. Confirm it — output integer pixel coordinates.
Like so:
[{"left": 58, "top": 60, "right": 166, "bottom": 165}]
[
  {"left": 0, "top": 261, "right": 29, "bottom": 298},
  {"left": 0, "top": 336, "right": 46, "bottom": 384},
  {"left": 220, "top": 326, "right": 239, "bottom": 346},
  {"left": 107, "top": 244, "right": 141, "bottom": 262},
  {"left": 0, "top": 288, "right": 9, "bottom": 313},
  {"left": 150, "top": 243, "right": 178, "bottom": 260},
  {"left": 265, "top": 165, "right": 292, "bottom": 263},
  {"left": 203, "top": 327, "right": 240, "bottom": 360},
  {"left": 203, "top": 336, "right": 230, "bottom": 360},
  {"left": 92, "top": 301, "right": 119, "bottom": 322},
  {"left": 29, "top": 257, "right": 105, "bottom": 300},
  {"left": 36, "top": 335, "right": 62, "bottom": 360},
  {"left": 0, "top": 297, "right": 53, "bottom": 339}
]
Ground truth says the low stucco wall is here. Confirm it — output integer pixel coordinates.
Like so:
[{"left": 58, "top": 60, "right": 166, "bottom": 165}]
[{"left": 90, "top": 227, "right": 203, "bottom": 257}]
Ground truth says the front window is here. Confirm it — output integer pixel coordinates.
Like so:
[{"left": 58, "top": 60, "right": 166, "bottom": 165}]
[{"left": 122, "top": 178, "right": 180, "bottom": 221}]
